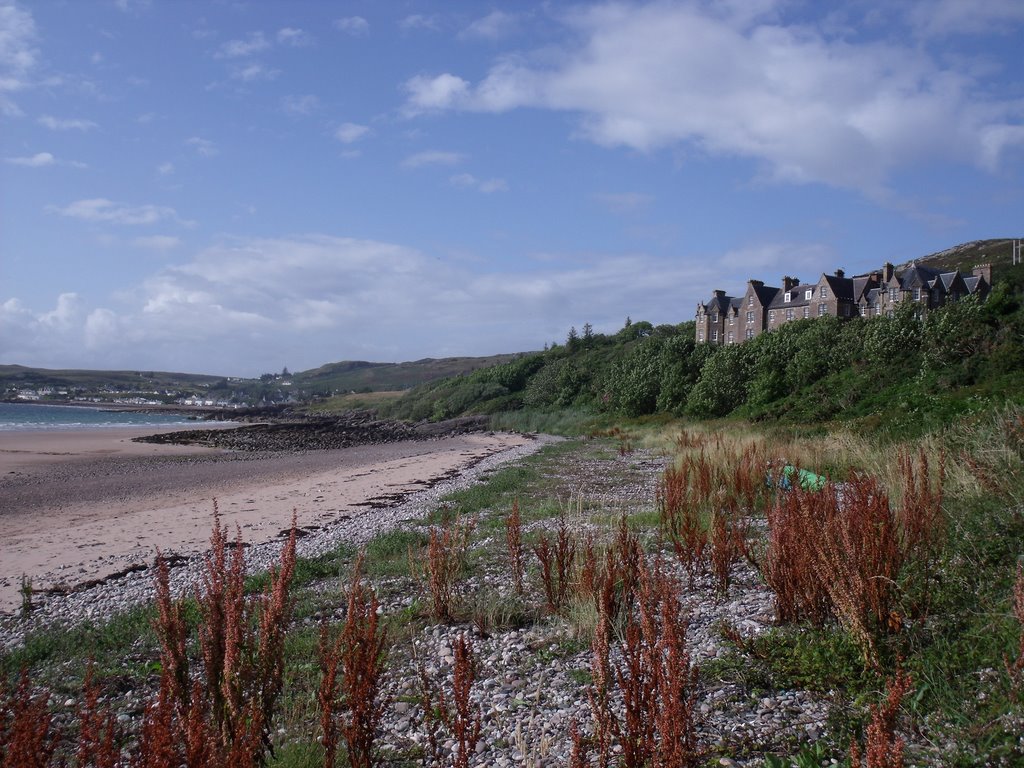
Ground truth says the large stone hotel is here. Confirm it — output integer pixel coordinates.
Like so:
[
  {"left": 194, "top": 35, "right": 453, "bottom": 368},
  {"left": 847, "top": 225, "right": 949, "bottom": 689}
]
[{"left": 695, "top": 262, "right": 992, "bottom": 345}]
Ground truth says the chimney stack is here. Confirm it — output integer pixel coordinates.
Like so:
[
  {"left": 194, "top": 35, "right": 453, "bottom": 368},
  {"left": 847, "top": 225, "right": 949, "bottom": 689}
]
[
  {"left": 835, "top": 269, "right": 845, "bottom": 279},
  {"left": 883, "top": 262, "right": 895, "bottom": 282},
  {"left": 782, "top": 276, "right": 800, "bottom": 291}
]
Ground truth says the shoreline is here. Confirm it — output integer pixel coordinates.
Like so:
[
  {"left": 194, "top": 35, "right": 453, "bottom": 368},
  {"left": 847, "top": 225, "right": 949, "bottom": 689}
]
[{"left": 0, "top": 426, "right": 551, "bottom": 627}]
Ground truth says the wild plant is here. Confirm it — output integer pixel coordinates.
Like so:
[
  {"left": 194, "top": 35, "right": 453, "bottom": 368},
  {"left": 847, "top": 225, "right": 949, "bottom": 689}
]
[
  {"left": 895, "top": 448, "right": 945, "bottom": 619},
  {"left": 149, "top": 508, "right": 298, "bottom": 765},
  {"left": 319, "top": 553, "right": 388, "bottom": 768},
  {"left": 0, "top": 669, "right": 57, "bottom": 768},
  {"left": 75, "top": 663, "right": 121, "bottom": 768},
  {"left": 586, "top": 560, "right": 701, "bottom": 768},
  {"left": 814, "top": 474, "right": 903, "bottom": 664},
  {"left": 568, "top": 719, "right": 588, "bottom": 768},
  {"left": 849, "top": 668, "right": 913, "bottom": 768},
  {"left": 1003, "top": 563, "right": 1024, "bottom": 695},
  {"left": 418, "top": 634, "right": 482, "bottom": 768},
  {"left": 426, "top": 526, "right": 459, "bottom": 622},
  {"left": 658, "top": 460, "right": 708, "bottom": 584},
  {"left": 708, "top": 504, "right": 748, "bottom": 597},
  {"left": 505, "top": 497, "right": 525, "bottom": 595},
  {"left": 532, "top": 513, "right": 577, "bottom": 614},
  {"left": 761, "top": 485, "right": 832, "bottom": 626}
]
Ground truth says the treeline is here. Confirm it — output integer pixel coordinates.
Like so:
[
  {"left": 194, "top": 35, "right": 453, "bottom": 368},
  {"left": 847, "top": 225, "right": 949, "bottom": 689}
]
[{"left": 383, "top": 265, "right": 1024, "bottom": 433}]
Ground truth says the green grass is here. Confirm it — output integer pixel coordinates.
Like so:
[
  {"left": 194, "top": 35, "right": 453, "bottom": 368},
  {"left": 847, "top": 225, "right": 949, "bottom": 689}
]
[{"left": 363, "top": 529, "right": 428, "bottom": 577}]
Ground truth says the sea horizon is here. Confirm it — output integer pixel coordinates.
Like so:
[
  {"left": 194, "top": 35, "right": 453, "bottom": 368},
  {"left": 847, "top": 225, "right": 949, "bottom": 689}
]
[{"left": 0, "top": 401, "right": 201, "bottom": 432}]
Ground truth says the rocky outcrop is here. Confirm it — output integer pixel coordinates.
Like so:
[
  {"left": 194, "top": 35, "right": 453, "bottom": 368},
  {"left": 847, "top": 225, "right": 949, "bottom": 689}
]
[{"left": 133, "top": 411, "right": 491, "bottom": 452}]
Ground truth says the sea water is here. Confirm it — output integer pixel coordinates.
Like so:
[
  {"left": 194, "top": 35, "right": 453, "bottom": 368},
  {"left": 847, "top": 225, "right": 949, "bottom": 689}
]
[{"left": 0, "top": 402, "right": 198, "bottom": 431}]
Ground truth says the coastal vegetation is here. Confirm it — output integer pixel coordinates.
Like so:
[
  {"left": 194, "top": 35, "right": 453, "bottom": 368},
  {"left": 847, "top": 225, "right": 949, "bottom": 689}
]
[{"left": 3, "top": 404, "right": 1024, "bottom": 765}]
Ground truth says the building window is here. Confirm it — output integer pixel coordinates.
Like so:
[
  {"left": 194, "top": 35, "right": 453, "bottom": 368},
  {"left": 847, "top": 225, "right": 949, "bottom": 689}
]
[
  {"left": 769, "top": 310, "right": 776, "bottom": 323},
  {"left": 889, "top": 288, "right": 898, "bottom": 301},
  {"left": 746, "top": 311, "right": 754, "bottom": 323},
  {"left": 875, "top": 306, "right": 881, "bottom": 316},
  {"left": 784, "top": 292, "right": 791, "bottom": 303},
  {"left": 712, "top": 330, "right": 718, "bottom": 341},
  {"left": 698, "top": 332, "right": 704, "bottom": 341},
  {"left": 821, "top": 286, "right": 828, "bottom": 299},
  {"left": 859, "top": 305, "right": 867, "bottom": 316},
  {"left": 818, "top": 302, "right": 827, "bottom": 316},
  {"left": 748, "top": 295, "right": 754, "bottom": 306},
  {"left": 727, "top": 331, "right": 734, "bottom": 344},
  {"left": 805, "top": 289, "right": 813, "bottom": 300},
  {"left": 712, "top": 313, "right": 719, "bottom": 322},
  {"left": 886, "top": 310, "right": 893, "bottom": 318},
  {"left": 786, "top": 309, "right": 794, "bottom": 321},
  {"left": 912, "top": 289, "right": 921, "bottom": 301},
  {"left": 802, "top": 306, "right": 810, "bottom": 319},
  {"left": 729, "top": 315, "right": 734, "bottom": 325}
]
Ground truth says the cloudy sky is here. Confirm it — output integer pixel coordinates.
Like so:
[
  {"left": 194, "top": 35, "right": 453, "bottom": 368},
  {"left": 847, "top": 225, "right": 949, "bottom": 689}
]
[{"left": 2, "top": 0, "right": 1022, "bottom": 376}]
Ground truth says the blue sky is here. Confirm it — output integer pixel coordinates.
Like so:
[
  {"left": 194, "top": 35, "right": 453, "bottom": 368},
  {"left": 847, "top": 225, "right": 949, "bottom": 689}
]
[{"left": 2, "top": 0, "right": 1022, "bottom": 376}]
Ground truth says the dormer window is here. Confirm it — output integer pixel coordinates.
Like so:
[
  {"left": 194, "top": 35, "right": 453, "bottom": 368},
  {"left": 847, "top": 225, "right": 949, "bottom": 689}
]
[
  {"left": 784, "top": 292, "right": 791, "bottom": 303},
  {"left": 805, "top": 289, "right": 812, "bottom": 300}
]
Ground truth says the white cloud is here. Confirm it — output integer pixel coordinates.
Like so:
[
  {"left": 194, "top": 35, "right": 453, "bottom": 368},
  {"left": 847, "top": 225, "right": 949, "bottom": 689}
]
[
  {"left": 334, "top": 122, "right": 369, "bottom": 143},
  {"left": 403, "top": 73, "right": 470, "bottom": 114},
  {"left": 229, "top": 62, "right": 278, "bottom": 82},
  {"left": 215, "top": 32, "right": 270, "bottom": 59},
  {"left": 114, "top": 0, "right": 152, "bottom": 12},
  {"left": 48, "top": 198, "right": 182, "bottom": 226},
  {"left": 402, "top": 150, "right": 466, "bottom": 169},
  {"left": 399, "top": 14, "right": 440, "bottom": 32},
  {"left": 276, "top": 27, "right": 311, "bottom": 46},
  {"left": 0, "top": 234, "right": 721, "bottom": 373},
  {"left": 281, "top": 93, "right": 319, "bottom": 116},
  {"left": 334, "top": 16, "right": 369, "bottom": 35},
  {"left": 450, "top": 173, "right": 507, "bottom": 193},
  {"left": 906, "top": 0, "right": 1024, "bottom": 38},
  {"left": 404, "top": 2, "right": 1024, "bottom": 193},
  {"left": 186, "top": 136, "right": 218, "bottom": 156},
  {"left": 5, "top": 151, "right": 54, "bottom": 166},
  {"left": 0, "top": 0, "right": 38, "bottom": 115},
  {"left": 157, "top": 161, "right": 174, "bottom": 175},
  {"left": 38, "top": 115, "right": 97, "bottom": 130},
  {"left": 460, "top": 10, "right": 519, "bottom": 40},
  {"left": 133, "top": 234, "right": 181, "bottom": 250}
]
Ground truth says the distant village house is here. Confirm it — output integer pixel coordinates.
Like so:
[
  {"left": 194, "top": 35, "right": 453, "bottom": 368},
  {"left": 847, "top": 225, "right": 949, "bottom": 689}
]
[{"left": 696, "top": 262, "right": 992, "bottom": 345}]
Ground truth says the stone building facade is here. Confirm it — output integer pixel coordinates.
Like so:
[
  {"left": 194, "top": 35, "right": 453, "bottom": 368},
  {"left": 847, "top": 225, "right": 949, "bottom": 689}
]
[{"left": 696, "top": 262, "right": 992, "bottom": 345}]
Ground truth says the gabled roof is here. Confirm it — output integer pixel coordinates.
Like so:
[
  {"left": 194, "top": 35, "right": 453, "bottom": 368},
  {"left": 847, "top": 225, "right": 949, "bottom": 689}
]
[
  {"left": 820, "top": 274, "right": 855, "bottom": 301},
  {"left": 964, "top": 276, "right": 981, "bottom": 293},
  {"left": 750, "top": 283, "right": 781, "bottom": 306},
  {"left": 729, "top": 297, "right": 743, "bottom": 311},
  {"left": 899, "top": 263, "right": 941, "bottom": 290}
]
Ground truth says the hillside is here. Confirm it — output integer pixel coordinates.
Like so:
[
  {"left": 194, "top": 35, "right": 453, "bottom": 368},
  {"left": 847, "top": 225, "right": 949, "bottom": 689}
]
[
  {"left": 382, "top": 244, "right": 1024, "bottom": 436},
  {"left": 905, "top": 237, "right": 1017, "bottom": 273},
  {"left": 292, "top": 354, "right": 525, "bottom": 394}
]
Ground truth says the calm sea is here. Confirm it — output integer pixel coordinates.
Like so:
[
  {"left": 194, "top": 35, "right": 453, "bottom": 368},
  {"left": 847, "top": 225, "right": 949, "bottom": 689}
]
[{"left": 0, "top": 402, "right": 199, "bottom": 431}]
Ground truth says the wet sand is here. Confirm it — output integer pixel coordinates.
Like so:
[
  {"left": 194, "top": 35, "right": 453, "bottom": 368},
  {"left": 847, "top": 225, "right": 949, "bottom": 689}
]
[{"left": 0, "top": 427, "right": 532, "bottom": 613}]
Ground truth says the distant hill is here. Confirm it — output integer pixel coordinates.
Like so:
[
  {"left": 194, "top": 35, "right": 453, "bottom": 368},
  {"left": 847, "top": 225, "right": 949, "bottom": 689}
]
[
  {"left": 0, "top": 365, "right": 225, "bottom": 392},
  {"left": 292, "top": 354, "right": 526, "bottom": 394},
  {"left": 0, "top": 354, "right": 532, "bottom": 403},
  {"left": 896, "top": 238, "right": 1017, "bottom": 274}
]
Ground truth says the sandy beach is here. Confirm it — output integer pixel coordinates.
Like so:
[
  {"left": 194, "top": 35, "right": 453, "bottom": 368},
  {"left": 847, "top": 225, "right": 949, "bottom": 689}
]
[{"left": 0, "top": 426, "right": 533, "bottom": 614}]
